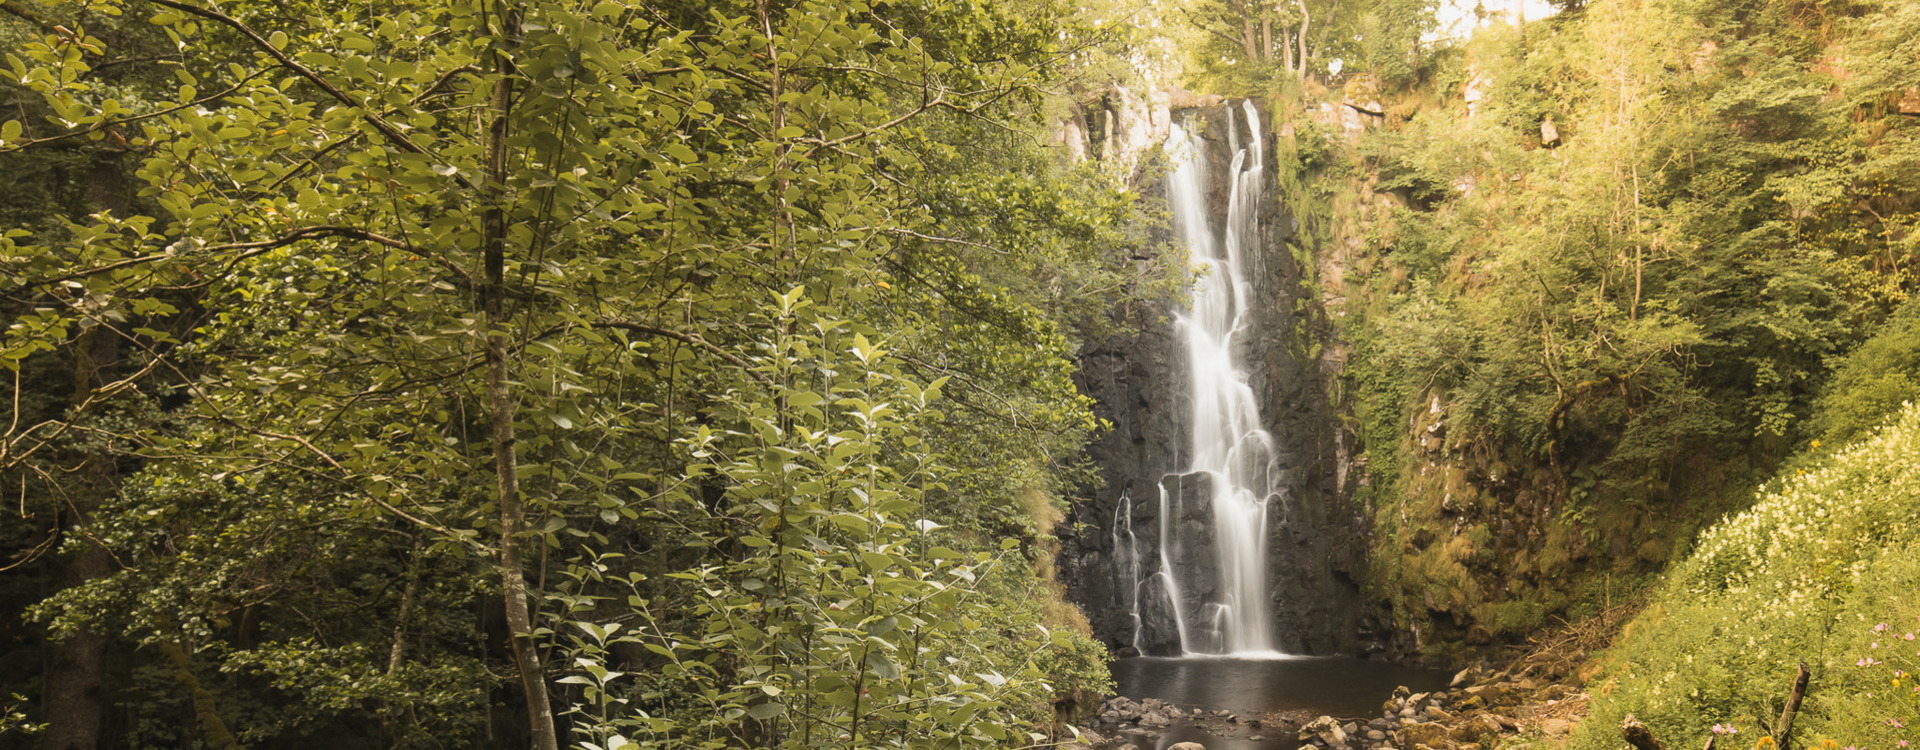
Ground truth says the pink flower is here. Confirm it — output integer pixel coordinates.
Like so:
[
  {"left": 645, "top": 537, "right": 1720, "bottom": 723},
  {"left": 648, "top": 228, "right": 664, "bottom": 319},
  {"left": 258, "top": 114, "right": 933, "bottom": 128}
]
[
  {"left": 1876, "top": 623, "right": 1891, "bottom": 633},
  {"left": 1888, "top": 718, "right": 1906, "bottom": 729}
]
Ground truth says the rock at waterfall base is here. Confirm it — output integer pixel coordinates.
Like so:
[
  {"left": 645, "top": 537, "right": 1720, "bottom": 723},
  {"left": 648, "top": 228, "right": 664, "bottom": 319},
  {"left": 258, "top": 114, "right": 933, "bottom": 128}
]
[
  {"left": 1397, "top": 721, "right": 1451, "bottom": 748},
  {"left": 1300, "top": 716, "right": 1349, "bottom": 747}
]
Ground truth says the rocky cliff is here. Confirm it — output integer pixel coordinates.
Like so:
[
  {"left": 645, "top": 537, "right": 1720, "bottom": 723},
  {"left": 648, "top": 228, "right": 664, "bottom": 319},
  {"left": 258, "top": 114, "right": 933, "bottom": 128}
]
[{"left": 1058, "top": 102, "right": 1378, "bottom": 657}]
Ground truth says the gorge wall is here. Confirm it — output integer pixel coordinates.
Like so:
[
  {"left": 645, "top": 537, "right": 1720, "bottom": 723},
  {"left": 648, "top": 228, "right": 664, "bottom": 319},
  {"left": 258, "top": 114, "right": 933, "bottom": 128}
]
[{"left": 1057, "top": 102, "right": 1381, "bottom": 657}]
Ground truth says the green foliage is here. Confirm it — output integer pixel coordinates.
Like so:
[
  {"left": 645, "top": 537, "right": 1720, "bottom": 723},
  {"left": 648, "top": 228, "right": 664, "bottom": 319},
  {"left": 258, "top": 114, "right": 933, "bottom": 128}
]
[
  {"left": 1322, "top": 0, "right": 1920, "bottom": 654},
  {"left": 0, "top": 0, "right": 1138, "bottom": 744},
  {"left": 1812, "top": 296, "right": 1920, "bottom": 447},
  {"left": 1573, "top": 404, "right": 1920, "bottom": 750}
]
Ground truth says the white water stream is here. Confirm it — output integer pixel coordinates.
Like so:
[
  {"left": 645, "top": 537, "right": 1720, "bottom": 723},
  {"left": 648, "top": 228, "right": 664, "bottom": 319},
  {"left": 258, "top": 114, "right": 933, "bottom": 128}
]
[{"left": 1135, "top": 101, "right": 1283, "bottom": 656}]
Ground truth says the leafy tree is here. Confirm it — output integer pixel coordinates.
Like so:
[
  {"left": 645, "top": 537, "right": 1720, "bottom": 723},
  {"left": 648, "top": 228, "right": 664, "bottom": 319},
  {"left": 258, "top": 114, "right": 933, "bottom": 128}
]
[{"left": 1, "top": 0, "right": 1135, "bottom": 745}]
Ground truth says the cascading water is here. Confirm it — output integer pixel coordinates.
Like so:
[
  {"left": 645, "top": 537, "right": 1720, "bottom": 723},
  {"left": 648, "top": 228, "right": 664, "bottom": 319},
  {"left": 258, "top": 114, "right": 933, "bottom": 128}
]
[{"left": 1123, "top": 100, "right": 1284, "bottom": 657}]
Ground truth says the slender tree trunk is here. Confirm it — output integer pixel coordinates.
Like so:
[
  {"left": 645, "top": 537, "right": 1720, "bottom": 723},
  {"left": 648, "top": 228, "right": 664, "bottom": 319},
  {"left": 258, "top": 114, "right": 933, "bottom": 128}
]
[
  {"left": 159, "top": 641, "right": 244, "bottom": 750},
  {"left": 1296, "top": 0, "right": 1311, "bottom": 76},
  {"left": 478, "top": 4, "right": 558, "bottom": 749}
]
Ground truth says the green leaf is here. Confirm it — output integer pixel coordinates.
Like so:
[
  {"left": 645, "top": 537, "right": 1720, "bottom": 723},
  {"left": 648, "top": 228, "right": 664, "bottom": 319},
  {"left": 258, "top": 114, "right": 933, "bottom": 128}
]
[{"left": 746, "top": 701, "right": 785, "bottom": 719}]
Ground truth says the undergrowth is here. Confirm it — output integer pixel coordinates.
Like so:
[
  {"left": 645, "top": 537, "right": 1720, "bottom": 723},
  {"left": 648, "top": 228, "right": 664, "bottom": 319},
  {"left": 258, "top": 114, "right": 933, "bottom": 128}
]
[{"left": 1573, "top": 403, "right": 1920, "bottom": 750}]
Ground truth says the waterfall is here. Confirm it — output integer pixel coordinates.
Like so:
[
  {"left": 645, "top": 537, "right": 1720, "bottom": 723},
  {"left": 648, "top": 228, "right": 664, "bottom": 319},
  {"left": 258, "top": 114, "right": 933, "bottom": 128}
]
[{"left": 1138, "top": 100, "right": 1284, "bottom": 657}]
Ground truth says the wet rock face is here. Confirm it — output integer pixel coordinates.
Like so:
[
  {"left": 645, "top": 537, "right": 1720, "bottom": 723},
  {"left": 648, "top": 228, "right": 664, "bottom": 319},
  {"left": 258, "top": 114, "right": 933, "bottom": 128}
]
[{"left": 1059, "top": 102, "right": 1370, "bottom": 656}]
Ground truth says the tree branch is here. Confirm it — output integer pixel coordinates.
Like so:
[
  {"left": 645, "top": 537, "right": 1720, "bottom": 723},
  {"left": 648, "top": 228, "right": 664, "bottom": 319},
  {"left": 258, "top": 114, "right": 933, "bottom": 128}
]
[{"left": 138, "top": 0, "right": 457, "bottom": 182}]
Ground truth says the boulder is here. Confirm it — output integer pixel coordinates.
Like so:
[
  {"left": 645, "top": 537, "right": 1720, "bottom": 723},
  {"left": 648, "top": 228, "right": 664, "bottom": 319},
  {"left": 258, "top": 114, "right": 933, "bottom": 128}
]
[
  {"left": 1541, "top": 719, "right": 1572, "bottom": 736},
  {"left": 1168, "top": 743, "right": 1208, "bottom": 750},
  {"left": 1139, "top": 711, "right": 1170, "bottom": 728},
  {"left": 1452, "top": 714, "right": 1507, "bottom": 743},
  {"left": 1424, "top": 706, "right": 1453, "bottom": 721},
  {"left": 1398, "top": 722, "right": 1451, "bottom": 749},
  {"left": 1450, "top": 668, "right": 1476, "bottom": 688},
  {"left": 1075, "top": 727, "right": 1108, "bottom": 745},
  {"left": 1301, "top": 716, "right": 1349, "bottom": 747}
]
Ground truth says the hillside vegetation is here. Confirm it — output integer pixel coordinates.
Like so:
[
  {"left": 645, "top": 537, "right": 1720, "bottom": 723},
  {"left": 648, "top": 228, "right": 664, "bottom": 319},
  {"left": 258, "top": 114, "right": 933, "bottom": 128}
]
[
  {"left": 1278, "top": 0, "right": 1920, "bottom": 659},
  {"left": 1574, "top": 398, "right": 1920, "bottom": 750}
]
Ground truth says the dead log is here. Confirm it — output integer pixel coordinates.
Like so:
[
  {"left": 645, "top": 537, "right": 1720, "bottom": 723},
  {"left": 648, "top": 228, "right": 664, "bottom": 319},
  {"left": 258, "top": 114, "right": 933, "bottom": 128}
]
[
  {"left": 1623, "top": 714, "right": 1668, "bottom": 750},
  {"left": 1773, "top": 661, "right": 1811, "bottom": 750}
]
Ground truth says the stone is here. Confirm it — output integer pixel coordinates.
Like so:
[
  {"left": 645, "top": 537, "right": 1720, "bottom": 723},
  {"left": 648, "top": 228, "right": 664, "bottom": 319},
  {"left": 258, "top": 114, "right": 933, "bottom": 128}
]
[
  {"left": 1168, "top": 743, "right": 1208, "bottom": 750},
  {"left": 1454, "top": 695, "right": 1485, "bottom": 711},
  {"left": 1140, "top": 711, "right": 1170, "bottom": 728},
  {"left": 1076, "top": 728, "right": 1108, "bottom": 745},
  {"left": 1369, "top": 719, "right": 1391, "bottom": 730},
  {"left": 1398, "top": 722, "right": 1450, "bottom": 749},
  {"left": 1399, "top": 707, "right": 1417, "bottom": 718},
  {"left": 1301, "top": 716, "right": 1349, "bottom": 747},
  {"left": 1453, "top": 714, "right": 1506, "bottom": 743},
  {"left": 1368, "top": 730, "right": 1388, "bottom": 741},
  {"left": 1393, "top": 686, "right": 1412, "bottom": 699},
  {"left": 1450, "top": 668, "right": 1476, "bottom": 688},
  {"left": 1423, "top": 706, "right": 1452, "bottom": 721},
  {"left": 1542, "top": 719, "right": 1572, "bottom": 736}
]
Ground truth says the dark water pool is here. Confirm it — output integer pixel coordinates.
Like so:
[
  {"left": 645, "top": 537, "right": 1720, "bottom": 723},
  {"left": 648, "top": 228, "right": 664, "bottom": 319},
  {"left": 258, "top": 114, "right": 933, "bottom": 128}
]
[{"left": 1106, "top": 656, "right": 1452, "bottom": 750}]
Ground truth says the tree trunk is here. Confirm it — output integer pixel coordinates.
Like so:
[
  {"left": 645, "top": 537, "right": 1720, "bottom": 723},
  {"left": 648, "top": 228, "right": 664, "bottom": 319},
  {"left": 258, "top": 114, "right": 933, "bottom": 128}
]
[
  {"left": 39, "top": 327, "right": 119, "bottom": 750},
  {"left": 1296, "top": 0, "right": 1311, "bottom": 76},
  {"left": 479, "top": 4, "right": 558, "bottom": 748}
]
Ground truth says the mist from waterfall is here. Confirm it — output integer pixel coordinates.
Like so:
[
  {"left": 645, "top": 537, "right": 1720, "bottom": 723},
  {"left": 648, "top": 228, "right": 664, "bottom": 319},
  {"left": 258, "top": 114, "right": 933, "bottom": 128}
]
[{"left": 1151, "top": 101, "right": 1283, "bottom": 657}]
